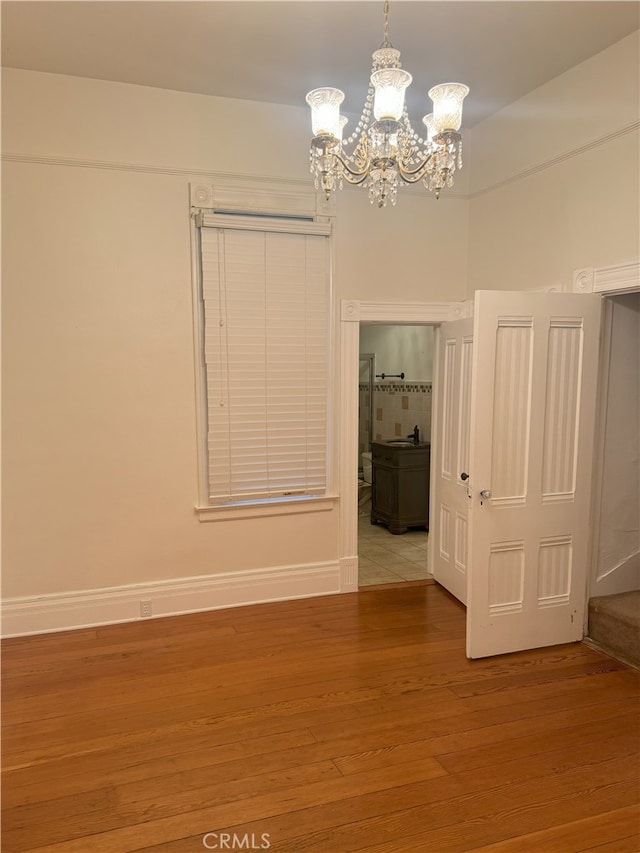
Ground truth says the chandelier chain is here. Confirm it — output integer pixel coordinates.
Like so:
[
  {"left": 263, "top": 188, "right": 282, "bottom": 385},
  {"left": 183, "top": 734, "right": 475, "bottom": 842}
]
[{"left": 382, "top": 0, "right": 391, "bottom": 47}]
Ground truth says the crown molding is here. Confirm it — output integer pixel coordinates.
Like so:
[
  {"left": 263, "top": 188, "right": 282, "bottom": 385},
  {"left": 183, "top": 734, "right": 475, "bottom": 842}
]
[
  {"left": 5, "top": 119, "right": 638, "bottom": 204},
  {"left": 469, "top": 121, "right": 640, "bottom": 199},
  {"left": 0, "top": 152, "right": 311, "bottom": 188}
]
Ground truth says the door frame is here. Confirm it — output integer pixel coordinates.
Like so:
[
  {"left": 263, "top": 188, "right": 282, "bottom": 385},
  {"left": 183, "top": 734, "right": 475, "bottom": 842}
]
[
  {"left": 338, "top": 299, "right": 468, "bottom": 591},
  {"left": 339, "top": 258, "right": 639, "bottom": 599},
  {"left": 574, "top": 261, "right": 640, "bottom": 617}
]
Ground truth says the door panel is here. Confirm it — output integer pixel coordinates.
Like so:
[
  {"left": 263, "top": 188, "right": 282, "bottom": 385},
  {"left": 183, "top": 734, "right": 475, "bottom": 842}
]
[{"left": 466, "top": 291, "right": 601, "bottom": 658}]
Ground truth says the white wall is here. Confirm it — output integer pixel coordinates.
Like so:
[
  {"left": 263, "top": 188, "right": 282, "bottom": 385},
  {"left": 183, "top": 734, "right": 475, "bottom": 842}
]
[
  {"left": 467, "top": 32, "right": 639, "bottom": 295},
  {"left": 1, "top": 69, "right": 466, "bottom": 629},
  {"left": 333, "top": 188, "right": 468, "bottom": 303}
]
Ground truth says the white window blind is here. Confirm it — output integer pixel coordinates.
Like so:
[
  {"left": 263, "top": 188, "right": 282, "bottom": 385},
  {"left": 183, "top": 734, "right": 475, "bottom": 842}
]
[{"left": 200, "top": 224, "right": 330, "bottom": 503}]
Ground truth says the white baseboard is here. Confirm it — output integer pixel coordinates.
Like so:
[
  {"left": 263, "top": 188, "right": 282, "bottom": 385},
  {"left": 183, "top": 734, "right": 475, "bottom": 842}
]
[
  {"left": 340, "top": 556, "right": 359, "bottom": 592},
  {"left": 1, "top": 559, "right": 348, "bottom": 637}
]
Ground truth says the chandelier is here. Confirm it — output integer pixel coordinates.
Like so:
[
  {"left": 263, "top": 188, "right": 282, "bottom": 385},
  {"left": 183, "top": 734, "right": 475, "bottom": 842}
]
[{"left": 305, "top": 0, "right": 469, "bottom": 208}]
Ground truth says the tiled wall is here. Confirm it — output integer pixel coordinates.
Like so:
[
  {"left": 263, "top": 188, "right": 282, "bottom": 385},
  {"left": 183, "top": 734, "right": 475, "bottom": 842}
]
[{"left": 358, "top": 382, "right": 432, "bottom": 462}]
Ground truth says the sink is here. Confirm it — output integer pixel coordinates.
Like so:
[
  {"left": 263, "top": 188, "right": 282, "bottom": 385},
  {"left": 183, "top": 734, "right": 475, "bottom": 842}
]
[{"left": 385, "top": 440, "right": 415, "bottom": 446}]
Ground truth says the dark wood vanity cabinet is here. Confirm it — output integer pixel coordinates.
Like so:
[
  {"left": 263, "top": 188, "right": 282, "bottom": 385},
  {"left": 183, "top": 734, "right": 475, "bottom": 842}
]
[{"left": 370, "top": 441, "right": 430, "bottom": 534}]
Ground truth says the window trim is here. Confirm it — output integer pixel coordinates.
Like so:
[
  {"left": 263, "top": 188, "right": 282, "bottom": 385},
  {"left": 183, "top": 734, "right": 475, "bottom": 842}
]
[{"left": 195, "top": 494, "right": 339, "bottom": 522}]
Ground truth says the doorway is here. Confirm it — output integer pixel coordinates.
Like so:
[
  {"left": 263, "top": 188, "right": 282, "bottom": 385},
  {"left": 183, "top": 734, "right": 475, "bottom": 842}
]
[
  {"left": 337, "top": 299, "right": 461, "bottom": 597},
  {"left": 589, "top": 291, "right": 640, "bottom": 599},
  {"left": 357, "top": 323, "right": 435, "bottom": 587}
]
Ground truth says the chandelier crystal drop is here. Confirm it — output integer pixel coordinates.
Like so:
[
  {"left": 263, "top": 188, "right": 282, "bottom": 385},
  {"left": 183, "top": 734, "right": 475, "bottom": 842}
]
[{"left": 305, "top": 0, "right": 469, "bottom": 208}]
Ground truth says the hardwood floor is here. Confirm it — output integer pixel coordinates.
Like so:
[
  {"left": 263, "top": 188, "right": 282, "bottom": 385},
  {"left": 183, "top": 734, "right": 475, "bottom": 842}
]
[{"left": 2, "top": 583, "right": 639, "bottom": 853}]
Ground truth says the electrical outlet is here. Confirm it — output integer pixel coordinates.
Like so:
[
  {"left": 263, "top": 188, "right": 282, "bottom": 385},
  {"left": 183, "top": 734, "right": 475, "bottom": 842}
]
[{"left": 140, "top": 600, "right": 152, "bottom": 618}]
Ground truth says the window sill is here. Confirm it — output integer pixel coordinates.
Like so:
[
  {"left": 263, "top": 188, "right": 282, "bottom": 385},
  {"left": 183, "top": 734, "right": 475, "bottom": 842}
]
[{"left": 196, "top": 494, "right": 339, "bottom": 522}]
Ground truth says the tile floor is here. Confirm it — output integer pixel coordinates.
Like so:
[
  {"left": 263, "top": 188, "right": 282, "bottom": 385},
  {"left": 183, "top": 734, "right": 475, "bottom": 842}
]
[{"left": 358, "top": 497, "right": 430, "bottom": 587}]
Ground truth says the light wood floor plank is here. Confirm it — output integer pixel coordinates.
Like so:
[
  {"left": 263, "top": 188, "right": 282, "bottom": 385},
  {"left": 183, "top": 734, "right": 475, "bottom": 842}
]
[
  {"left": 463, "top": 804, "right": 640, "bottom": 852},
  {"left": 2, "top": 583, "right": 638, "bottom": 853},
  {"left": 204, "top": 739, "right": 640, "bottom": 853}
]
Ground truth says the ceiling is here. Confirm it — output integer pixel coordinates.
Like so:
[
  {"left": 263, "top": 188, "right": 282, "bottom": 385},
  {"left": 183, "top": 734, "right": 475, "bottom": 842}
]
[{"left": 2, "top": 1, "right": 639, "bottom": 127}]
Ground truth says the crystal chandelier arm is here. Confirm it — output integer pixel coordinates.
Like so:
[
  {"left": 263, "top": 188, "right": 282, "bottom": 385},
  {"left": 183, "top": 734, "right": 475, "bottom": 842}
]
[
  {"left": 338, "top": 169, "right": 371, "bottom": 187},
  {"left": 396, "top": 124, "right": 435, "bottom": 181},
  {"left": 332, "top": 150, "right": 371, "bottom": 183},
  {"left": 397, "top": 160, "right": 434, "bottom": 183}
]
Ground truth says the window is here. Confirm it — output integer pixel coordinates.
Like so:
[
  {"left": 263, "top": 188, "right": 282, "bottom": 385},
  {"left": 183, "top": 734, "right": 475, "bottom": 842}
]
[{"left": 196, "top": 214, "right": 331, "bottom": 511}]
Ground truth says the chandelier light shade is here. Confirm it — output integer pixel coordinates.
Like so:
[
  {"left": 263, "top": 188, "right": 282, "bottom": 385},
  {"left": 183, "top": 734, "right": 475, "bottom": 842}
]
[
  {"left": 422, "top": 113, "right": 437, "bottom": 143},
  {"left": 429, "top": 83, "right": 470, "bottom": 133},
  {"left": 371, "top": 68, "right": 413, "bottom": 121},
  {"left": 306, "top": 87, "right": 346, "bottom": 138},
  {"left": 305, "top": 0, "right": 469, "bottom": 207}
]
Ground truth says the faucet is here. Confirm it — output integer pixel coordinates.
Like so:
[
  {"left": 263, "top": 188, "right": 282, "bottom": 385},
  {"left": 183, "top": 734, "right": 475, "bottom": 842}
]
[{"left": 407, "top": 425, "right": 420, "bottom": 445}]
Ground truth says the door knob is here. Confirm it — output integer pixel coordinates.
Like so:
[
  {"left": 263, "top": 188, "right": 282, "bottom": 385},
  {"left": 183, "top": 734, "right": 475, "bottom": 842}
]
[
  {"left": 480, "top": 489, "right": 492, "bottom": 499},
  {"left": 460, "top": 472, "right": 469, "bottom": 481}
]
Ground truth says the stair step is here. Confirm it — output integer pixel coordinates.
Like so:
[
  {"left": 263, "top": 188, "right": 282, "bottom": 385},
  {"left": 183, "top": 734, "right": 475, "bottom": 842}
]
[{"left": 588, "top": 590, "right": 640, "bottom": 667}]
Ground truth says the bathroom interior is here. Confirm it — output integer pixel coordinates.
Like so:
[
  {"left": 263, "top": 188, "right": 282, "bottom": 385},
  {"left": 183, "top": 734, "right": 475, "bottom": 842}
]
[{"left": 358, "top": 324, "right": 434, "bottom": 587}]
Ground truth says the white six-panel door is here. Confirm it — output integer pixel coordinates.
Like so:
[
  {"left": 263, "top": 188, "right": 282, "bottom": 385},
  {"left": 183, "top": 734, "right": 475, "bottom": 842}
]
[{"left": 466, "top": 291, "right": 602, "bottom": 658}]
